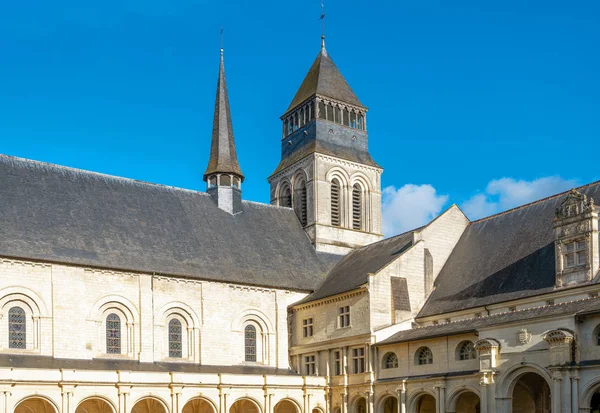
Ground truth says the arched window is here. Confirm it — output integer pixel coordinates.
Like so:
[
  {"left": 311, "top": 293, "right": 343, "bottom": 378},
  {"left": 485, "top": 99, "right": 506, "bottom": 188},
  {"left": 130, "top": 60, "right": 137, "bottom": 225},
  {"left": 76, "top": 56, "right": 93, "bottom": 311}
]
[
  {"left": 416, "top": 347, "right": 433, "bottom": 365},
  {"left": 327, "top": 103, "right": 334, "bottom": 122},
  {"left": 8, "top": 307, "right": 26, "bottom": 349},
  {"left": 334, "top": 106, "right": 341, "bottom": 123},
  {"left": 318, "top": 101, "right": 326, "bottom": 119},
  {"left": 331, "top": 179, "right": 341, "bottom": 227},
  {"left": 244, "top": 325, "right": 257, "bottom": 362},
  {"left": 457, "top": 341, "right": 476, "bottom": 360},
  {"left": 293, "top": 113, "right": 299, "bottom": 131},
  {"left": 382, "top": 352, "right": 398, "bottom": 369},
  {"left": 280, "top": 184, "right": 292, "bottom": 208},
  {"left": 352, "top": 184, "right": 362, "bottom": 230},
  {"left": 350, "top": 111, "right": 357, "bottom": 128},
  {"left": 168, "top": 319, "right": 183, "bottom": 358},
  {"left": 295, "top": 180, "right": 308, "bottom": 226},
  {"left": 283, "top": 119, "right": 289, "bottom": 137},
  {"left": 343, "top": 108, "right": 349, "bottom": 126},
  {"left": 300, "top": 107, "right": 306, "bottom": 127},
  {"left": 357, "top": 114, "right": 364, "bottom": 130},
  {"left": 106, "top": 313, "right": 121, "bottom": 354}
]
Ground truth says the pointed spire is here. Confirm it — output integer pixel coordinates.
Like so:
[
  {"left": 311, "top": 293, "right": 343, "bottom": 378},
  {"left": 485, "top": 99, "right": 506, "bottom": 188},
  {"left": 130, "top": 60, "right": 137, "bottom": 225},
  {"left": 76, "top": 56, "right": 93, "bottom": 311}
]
[{"left": 203, "top": 47, "right": 244, "bottom": 182}]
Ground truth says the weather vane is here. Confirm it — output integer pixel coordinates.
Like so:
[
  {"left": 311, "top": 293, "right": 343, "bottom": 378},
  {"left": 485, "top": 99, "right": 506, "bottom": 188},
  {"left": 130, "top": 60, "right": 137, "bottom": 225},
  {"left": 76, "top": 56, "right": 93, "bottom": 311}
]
[{"left": 220, "top": 27, "right": 224, "bottom": 52}]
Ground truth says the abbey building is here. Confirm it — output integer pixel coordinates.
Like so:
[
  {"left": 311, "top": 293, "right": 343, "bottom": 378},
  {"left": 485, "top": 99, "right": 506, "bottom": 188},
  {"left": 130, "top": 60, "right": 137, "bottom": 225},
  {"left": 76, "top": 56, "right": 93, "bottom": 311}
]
[{"left": 1, "top": 39, "right": 600, "bottom": 413}]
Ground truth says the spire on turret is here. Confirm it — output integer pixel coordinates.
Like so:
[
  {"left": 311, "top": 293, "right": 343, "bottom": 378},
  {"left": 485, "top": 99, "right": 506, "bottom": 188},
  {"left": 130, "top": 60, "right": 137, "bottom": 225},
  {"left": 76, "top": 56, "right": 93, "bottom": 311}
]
[
  {"left": 203, "top": 47, "right": 244, "bottom": 184},
  {"left": 204, "top": 46, "right": 244, "bottom": 214}
]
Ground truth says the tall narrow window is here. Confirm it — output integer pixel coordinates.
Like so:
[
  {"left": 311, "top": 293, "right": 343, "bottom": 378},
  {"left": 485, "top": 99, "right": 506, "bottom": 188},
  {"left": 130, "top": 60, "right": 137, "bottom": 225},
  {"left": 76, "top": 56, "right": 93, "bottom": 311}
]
[
  {"left": 352, "top": 347, "right": 365, "bottom": 373},
  {"left": 343, "top": 108, "right": 349, "bottom": 126},
  {"left": 245, "top": 325, "right": 257, "bottom": 362},
  {"left": 352, "top": 184, "right": 362, "bottom": 230},
  {"left": 8, "top": 307, "right": 26, "bottom": 349},
  {"left": 300, "top": 107, "right": 306, "bottom": 127},
  {"left": 294, "top": 180, "right": 308, "bottom": 226},
  {"left": 106, "top": 313, "right": 121, "bottom": 354},
  {"left": 334, "top": 350, "right": 341, "bottom": 375},
  {"left": 327, "top": 103, "right": 334, "bottom": 122},
  {"left": 357, "top": 114, "right": 364, "bottom": 130},
  {"left": 350, "top": 111, "right": 357, "bottom": 128},
  {"left": 304, "top": 355, "right": 316, "bottom": 375},
  {"left": 283, "top": 119, "right": 289, "bottom": 137},
  {"left": 334, "top": 106, "right": 341, "bottom": 123},
  {"left": 280, "top": 184, "right": 292, "bottom": 208},
  {"left": 168, "top": 319, "right": 183, "bottom": 358},
  {"left": 318, "top": 101, "right": 326, "bottom": 119},
  {"left": 331, "top": 179, "right": 341, "bottom": 227},
  {"left": 338, "top": 306, "right": 350, "bottom": 328}
]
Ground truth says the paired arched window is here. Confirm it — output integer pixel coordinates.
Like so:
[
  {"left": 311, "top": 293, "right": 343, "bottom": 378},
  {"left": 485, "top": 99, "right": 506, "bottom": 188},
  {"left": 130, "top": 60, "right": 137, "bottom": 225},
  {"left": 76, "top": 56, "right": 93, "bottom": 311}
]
[
  {"left": 331, "top": 179, "right": 341, "bottom": 227},
  {"left": 457, "top": 341, "right": 477, "bottom": 361},
  {"left": 244, "top": 324, "right": 257, "bottom": 362},
  {"left": 382, "top": 352, "right": 398, "bottom": 369},
  {"left": 416, "top": 346, "right": 433, "bottom": 365},
  {"left": 8, "top": 307, "right": 26, "bottom": 349},
  {"left": 280, "top": 184, "right": 292, "bottom": 208},
  {"left": 106, "top": 313, "right": 121, "bottom": 354},
  {"left": 352, "top": 184, "right": 363, "bottom": 230},
  {"left": 168, "top": 319, "right": 183, "bottom": 358}
]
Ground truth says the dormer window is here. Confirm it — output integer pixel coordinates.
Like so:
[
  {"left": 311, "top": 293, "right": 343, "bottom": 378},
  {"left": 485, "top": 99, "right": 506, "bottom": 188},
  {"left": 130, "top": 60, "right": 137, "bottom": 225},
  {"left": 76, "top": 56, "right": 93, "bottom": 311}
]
[{"left": 564, "top": 240, "right": 587, "bottom": 268}]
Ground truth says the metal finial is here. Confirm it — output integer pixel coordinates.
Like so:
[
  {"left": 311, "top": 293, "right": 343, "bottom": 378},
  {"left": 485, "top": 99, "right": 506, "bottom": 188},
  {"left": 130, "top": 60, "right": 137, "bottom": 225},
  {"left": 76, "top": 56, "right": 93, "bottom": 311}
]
[
  {"left": 320, "top": 1, "right": 326, "bottom": 48},
  {"left": 220, "top": 27, "right": 224, "bottom": 56}
]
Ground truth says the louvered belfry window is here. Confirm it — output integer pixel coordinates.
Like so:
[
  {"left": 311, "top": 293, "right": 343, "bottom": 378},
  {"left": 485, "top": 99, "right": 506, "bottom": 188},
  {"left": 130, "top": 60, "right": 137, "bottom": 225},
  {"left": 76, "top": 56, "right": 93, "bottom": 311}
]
[
  {"left": 168, "top": 319, "right": 183, "bottom": 358},
  {"left": 245, "top": 324, "right": 257, "bottom": 362},
  {"left": 299, "top": 182, "right": 307, "bottom": 226},
  {"left": 352, "top": 184, "right": 362, "bottom": 230},
  {"left": 8, "top": 307, "right": 26, "bottom": 349},
  {"left": 280, "top": 185, "right": 292, "bottom": 208},
  {"left": 106, "top": 313, "right": 121, "bottom": 354},
  {"left": 331, "top": 179, "right": 341, "bottom": 226}
]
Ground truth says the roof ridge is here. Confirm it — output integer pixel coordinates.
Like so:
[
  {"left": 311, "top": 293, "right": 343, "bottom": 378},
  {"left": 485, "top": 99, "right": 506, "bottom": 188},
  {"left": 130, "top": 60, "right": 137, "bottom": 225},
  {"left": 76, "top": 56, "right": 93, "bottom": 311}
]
[
  {"left": 0, "top": 153, "right": 208, "bottom": 197},
  {"left": 471, "top": 179, "right": 600, "bottom": 224}
]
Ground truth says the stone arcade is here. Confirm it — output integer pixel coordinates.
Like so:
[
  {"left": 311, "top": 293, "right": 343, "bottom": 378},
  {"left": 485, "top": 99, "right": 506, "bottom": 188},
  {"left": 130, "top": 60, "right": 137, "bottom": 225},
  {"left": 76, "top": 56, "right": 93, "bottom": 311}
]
[{"left": 2, "top": 39, "right": 600, "bottom": 413}]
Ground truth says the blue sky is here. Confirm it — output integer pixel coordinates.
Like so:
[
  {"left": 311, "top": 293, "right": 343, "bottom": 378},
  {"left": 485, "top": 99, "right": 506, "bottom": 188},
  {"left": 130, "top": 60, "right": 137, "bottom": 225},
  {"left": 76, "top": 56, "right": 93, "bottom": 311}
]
[{"left": 1, "top": 1, "right": 599, "bottom": 236}]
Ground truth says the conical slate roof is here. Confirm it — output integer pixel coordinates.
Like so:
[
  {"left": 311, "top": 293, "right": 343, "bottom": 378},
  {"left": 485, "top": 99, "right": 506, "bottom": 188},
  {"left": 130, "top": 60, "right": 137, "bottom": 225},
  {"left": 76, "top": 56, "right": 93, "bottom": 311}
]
[
  {"left": 203, "top": 50, "right": 244, "bottom": 181},
  {"left": 285, "top": 46, "right": 364, "bottom": 114}
]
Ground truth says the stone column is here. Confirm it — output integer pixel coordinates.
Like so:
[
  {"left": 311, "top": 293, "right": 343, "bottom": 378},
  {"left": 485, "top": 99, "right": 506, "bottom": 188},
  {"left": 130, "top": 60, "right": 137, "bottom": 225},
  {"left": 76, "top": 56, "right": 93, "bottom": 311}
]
[
  {"left": 343, "top": 347, "right": 349, "bottom": 375},
  {"left": 571, "top": 371, "right": 579, "bottom": 413},
  {"left": 341, "top": 392, "right": 348, "bottom": 413},
  {"left": 439, "top": 387, "right": 446, "bottom": 413},
  {"left": 562, "top": 369, "right": 572, "bottom": 413},
  {"left": 366, "top": 392, "right": 374, "bottom": 413},
  {"left": 480, "top": 374, "right": 488, "bottom": 413},
  {"left": 553, "top": 371, "right": 562, "bottom": 413},
  {"left": 118, "top": 386, "right": 131, "bottom": 413},
  {"left": 397, "top": 381, "right": 407, "bottom": 413},
  {"left": 171, "top": 386, "right": 183, "bottom": 413},
  {"left": 435, "top": 387, "right": 441, "bottom": 413}
]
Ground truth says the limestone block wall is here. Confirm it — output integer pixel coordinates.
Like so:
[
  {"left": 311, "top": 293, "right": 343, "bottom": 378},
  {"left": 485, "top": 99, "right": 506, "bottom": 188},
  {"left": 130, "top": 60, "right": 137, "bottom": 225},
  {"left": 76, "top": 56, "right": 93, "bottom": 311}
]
[{"left": 0, "top": 257, "right": 306, "bottom": 369}]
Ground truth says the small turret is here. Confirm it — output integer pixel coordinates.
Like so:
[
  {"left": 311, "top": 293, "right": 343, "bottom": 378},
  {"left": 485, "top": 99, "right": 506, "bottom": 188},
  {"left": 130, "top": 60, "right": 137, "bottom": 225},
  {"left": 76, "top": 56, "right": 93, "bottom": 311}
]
[{"left": 204, "top": 48, "right": 244, "bottom": 214}]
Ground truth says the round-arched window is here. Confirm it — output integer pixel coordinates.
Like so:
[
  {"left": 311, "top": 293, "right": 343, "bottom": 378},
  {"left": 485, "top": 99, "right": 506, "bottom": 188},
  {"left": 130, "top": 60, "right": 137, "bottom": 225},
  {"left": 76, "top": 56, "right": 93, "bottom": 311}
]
[
  {"left": 415, "top": 346, "right": 433, "bottom": 365},
  {"left": 457, "top": 341, "right": 476, "bottom": 361},
  {"left": 382, "top": 352, "right": 398, "bottom": 369}
]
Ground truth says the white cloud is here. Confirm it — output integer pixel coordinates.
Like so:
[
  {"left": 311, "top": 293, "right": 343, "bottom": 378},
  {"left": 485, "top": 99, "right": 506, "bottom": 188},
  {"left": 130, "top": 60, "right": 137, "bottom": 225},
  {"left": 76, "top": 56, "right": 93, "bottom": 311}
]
[
  {"left": 381, "top": 176, "right": 578, "bottom": 237},
  {"left": 382, "top": 184, "right": 448, "bottom": 237},
  {"left": 461, "top": 176, "right": 578, "bottom": 220}
]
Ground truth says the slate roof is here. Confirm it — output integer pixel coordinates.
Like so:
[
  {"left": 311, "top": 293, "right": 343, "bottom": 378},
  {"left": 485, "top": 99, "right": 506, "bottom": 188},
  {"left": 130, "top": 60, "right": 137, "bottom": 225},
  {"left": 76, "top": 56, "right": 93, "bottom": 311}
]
[
  {"left": 285, "top": 47, "right": 364, "bottom": 114},
  {"left": 0, "top": 155, "right": 327, "bottom": 291},
  {"left": 203, "top": 50, "right": 244, "bottom": 181},
  {"left": 381, "top": 296, "right": 600, "bottom": 345},
  {"left": 294, "top": 230, "right": 415, "bottom": 305},
  {"left": 418, "top": 181, "right": 600, "bottom": 318},
  {"left": 0, "top": 355, "right": 298, "bottom": 375}
]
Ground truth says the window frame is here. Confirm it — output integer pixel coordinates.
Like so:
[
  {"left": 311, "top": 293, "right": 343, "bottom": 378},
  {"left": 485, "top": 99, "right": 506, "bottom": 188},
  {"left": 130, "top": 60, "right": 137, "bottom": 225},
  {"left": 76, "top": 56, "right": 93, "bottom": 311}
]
[
  {"left": 333, "top": 350, "right": 342, "bottom": 375},
  {"left": 382, "top": 352, "right": 399, "bottom": 369},
  {"left": 244, "top": 324, "right": 258, "bottom": 362},
  {"left": 168, "top": 318, "right": 183, "bottom": 358},
  {"left": 457, "top": 341, "right": 476, "bottom": 361},
  {"left": 415, "top": 346, "right": 433, "bottom": 366},
  {"left": 105, "top": 313, "right": 122, "bottom": 355},
  {"left": 338, "top": 306, "right": 351, "bottom": 328},
  {"left": 302, "top": 317, "right": 314, "bottom": 338},
  {"left": 8, "top": 306, "right": 26, "bottom": 349},
  {"left": 351, "top": 347, "right": 366, "bottom": 374},
  {"left": 304, "top": 354, "right": 316, "bottom": 375},
  {"left": 564, "top": 239, "right": 587, "bottom": 269}
]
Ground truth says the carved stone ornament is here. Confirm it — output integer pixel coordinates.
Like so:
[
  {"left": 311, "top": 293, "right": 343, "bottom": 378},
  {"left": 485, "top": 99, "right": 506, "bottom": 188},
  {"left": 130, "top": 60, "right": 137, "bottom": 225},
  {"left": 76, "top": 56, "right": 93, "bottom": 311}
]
[
  {"left": 555, "top": 189, "right": 595, "bottom": 220},
  {"left": 517, "top": 328, "right": 532, "bottom": 345}
]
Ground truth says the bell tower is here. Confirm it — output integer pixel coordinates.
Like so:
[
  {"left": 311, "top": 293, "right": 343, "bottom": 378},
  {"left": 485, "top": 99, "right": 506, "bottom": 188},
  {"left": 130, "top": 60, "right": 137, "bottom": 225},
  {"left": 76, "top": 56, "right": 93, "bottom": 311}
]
[{"left": 268, "top": 41, "right": 383, "bottom": 255}]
